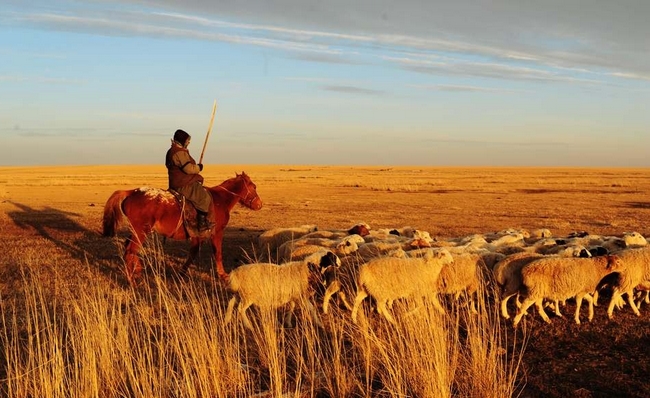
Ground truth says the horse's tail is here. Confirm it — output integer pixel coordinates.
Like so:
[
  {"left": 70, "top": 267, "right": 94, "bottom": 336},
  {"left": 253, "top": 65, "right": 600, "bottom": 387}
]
[{"left": 102, "top": 190, "right": 131, "bottom": 237}]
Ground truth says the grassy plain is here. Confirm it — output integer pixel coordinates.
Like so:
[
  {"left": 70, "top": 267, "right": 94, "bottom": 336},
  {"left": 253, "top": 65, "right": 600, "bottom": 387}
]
[{"left": 1, "top": 165, "right": 649, "bottom": 397}]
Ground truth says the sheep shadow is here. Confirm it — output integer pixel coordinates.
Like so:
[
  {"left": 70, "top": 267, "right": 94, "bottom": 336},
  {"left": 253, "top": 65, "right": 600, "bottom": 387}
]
[{"left": 625, "top": 201, "right": 650, "bottom": 210}]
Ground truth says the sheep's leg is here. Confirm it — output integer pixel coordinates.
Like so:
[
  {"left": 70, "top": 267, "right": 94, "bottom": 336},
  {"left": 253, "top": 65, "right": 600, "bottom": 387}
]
[
  {"left": 238, "top": 300, "right": 255, "bottom": 331},
  {"left": 305, "top": 301, "right": 324, "bottom": 328},
  {"left": 283, "top": 302, "right": 296, "bottom": 328},
  {"left": 515, "top": 294, "right": 523, "bottom": 309},
  {"left": 500, "top": 295, "right": 514, "bottom": 319},
  {"left": 351, "top": 289, "right": 369, "bottom": 325},
  {"left": 574, "top": 294, "right": 584, "bottom": 325},
  {"left": 429, "top": 293, "right": 446, "bottom": 314},
  {"left": 644, "top": 291, "right": 650, "bottom": 304},
  {"left": 513, "top": 298, "right": 536, "bottom": 327},
  {"left": 468, "top": 292, "right": 478, "bottom": 314},
  {"left": 607, "top": 290, "right": 622, "bottom": 319},
  {"left": 553, "top": 300, "right": 563, "bottom": 317},
  {"left": 338, "top": 291, "right": 353, "bottom": 311},
  {"left": 405, "top": 297, "right": 424, "bottom": 318},
  {"left": 534, "top": 299, "right": 551, "bottom": 323},
  {"left": 593, "top": 290, "right": 600, "bottom": 307},
  {"left": 376, "top": 300, "right": 396, "bottom": 325},
  {"left": 322, "top": 283, "right": 340, "bottom": 314},
  {"left": 224, "top": 296, "right": 239, "bottom": 325},
  {"left": 583, "top": 293, "right": 595, "bottom": 322},
  {"left": 624, "top": 290, "right": 641, "bottom": 316}
]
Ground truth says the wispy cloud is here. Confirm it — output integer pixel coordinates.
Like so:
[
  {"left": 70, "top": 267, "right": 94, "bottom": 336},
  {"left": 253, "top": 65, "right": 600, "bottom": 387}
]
[
  {"left": 288, "top": 52, "right": 363, "bottom": 65},
  {"left": 410, "top": 84, "right": 522, "bottom": 93},
  {"left": 16, "top": 12, "right": 343, "bottom": 55},
  {"left": 4, "top": 3, "right": 650, "bottom": 84},
  {"left": 383, "top": 56, "right": 604, "bottom": 84},
  {"left": 609, "top": 72, "right": 650, "bottom": 82},
  {"left": 321, "top": 85, "right": 385, "bottom": 95},
  {"left": 0, "top": 75, "right": 86, "bottom": 85}
]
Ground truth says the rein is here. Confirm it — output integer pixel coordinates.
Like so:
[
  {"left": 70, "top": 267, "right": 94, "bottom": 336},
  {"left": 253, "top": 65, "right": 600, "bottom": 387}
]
[
  {"left": 172, "top": 196, "right": 186, "bottom": 236},
  {"left": 215, "top": 182, "right": 256, "bottom": 208}
]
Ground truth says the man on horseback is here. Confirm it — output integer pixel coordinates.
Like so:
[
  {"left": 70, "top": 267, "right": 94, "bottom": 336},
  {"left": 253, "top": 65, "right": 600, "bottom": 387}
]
[{"left": 165, "top": 129, "right": 215, "bottom": 231}]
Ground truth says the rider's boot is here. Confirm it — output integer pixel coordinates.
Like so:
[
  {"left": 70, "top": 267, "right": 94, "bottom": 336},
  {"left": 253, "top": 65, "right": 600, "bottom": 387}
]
[{"left": 196, "top": 211, "right": 215, "bottom": 231}]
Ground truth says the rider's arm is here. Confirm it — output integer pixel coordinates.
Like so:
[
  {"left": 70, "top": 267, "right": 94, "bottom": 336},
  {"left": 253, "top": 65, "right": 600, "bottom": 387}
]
[{"left": 172, "top": 151, "right": 201, "bottom": 175}]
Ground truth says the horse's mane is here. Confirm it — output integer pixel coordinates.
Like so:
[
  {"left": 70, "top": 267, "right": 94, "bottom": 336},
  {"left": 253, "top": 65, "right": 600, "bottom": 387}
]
[{"left": 209, "top": 172, "right": 248, "bottom": 191}]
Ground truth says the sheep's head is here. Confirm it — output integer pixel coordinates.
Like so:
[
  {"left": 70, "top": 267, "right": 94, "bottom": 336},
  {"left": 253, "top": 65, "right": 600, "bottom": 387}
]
[
  {"left": 305, "top": 250, "right": 341, "bottom": 273},
  {"left": 623, "top": 231, "right": 648, "bottom": 247},
  {"left": 606, "top": 255, "right": 625, "bottom": 271},
  {"left": 588, "top": 246, "right": 609, "bottom": 257},
  {"left": 408, "top": 237, "right": 432, "bottom": 249},
  {"left": 336, "top": 236, "right": 362, "bottom": 254},
  {"left": 348, "top": 223, "right": 370, "bottom": 237},
  {"left": 423, "top": 248, "right": 453, "bottom": 265}
]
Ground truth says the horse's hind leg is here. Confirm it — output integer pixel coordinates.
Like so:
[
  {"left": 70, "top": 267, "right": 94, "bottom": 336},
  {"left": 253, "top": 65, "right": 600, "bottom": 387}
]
[
  {"left": 182, "top": 237, "right": 202, "bottom": 274},
  {"left": 125, "top": 232, "right": 146, "bottom": 286}
]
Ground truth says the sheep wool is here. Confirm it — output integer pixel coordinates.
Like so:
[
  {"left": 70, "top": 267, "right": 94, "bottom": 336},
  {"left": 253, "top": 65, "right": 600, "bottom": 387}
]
[
  {"left": 350, "top": 248, "right": 454, "bottom": 324},
  {"left": 224, "top": 250, "right": 339, "bottom": 330},
  {"left": 606, "top": 246, "right": 650, "bottom": 319},
  {"left": 513, "top": 255, "right": 625, "bottom": 327}
]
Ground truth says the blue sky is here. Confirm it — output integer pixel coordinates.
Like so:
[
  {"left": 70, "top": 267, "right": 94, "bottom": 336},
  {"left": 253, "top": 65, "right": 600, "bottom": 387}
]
[{"left": 1, "top": 0, "right": 649, "bottom": 166}]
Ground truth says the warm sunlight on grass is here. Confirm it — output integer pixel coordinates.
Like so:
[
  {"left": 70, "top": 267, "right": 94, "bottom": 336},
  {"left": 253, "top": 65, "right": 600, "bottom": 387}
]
[{"left": 0, "top": 241, "right": 523, "bottom": 397}]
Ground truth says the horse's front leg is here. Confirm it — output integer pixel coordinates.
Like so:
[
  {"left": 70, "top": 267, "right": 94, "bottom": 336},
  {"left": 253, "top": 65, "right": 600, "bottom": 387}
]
[
  {"left": 210, "top": 229, "right": 228, "bottom": 281},
  {"left": 182, "top": 237, "right": 202, "bottom": 274}
]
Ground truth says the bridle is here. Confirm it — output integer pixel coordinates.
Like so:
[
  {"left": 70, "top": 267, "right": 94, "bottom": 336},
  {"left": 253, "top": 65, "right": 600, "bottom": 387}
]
[{"left": 216, "top": 180, "right": 257, "bottom": 208}]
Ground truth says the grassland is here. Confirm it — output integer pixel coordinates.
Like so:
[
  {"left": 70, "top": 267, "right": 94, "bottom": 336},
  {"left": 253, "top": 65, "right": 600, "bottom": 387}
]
[{"left": 1, "top": 165, "right": 649, "bottom": 397}]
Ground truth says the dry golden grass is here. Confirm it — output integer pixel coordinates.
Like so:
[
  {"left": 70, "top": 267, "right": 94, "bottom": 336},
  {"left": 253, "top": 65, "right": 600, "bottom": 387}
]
[{"left": 1, "top": 165, "right": 649, "bottom": 397}]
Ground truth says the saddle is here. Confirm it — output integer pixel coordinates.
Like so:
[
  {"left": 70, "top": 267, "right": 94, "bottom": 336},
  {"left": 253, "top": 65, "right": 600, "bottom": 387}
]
[{"left": 168, "top": 190, "right": 215, "bottom": 239}]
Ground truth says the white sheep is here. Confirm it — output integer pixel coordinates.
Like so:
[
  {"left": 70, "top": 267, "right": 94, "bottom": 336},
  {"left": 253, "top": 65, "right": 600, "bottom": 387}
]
[
  {"left": 528, "top": 228, "right": 553, "bottom": 241},
  {"left": 605, "top": 246, "right": 650, "bottom": 319},
  {"left": 437, "top": 252, "right": 487, "bottom": 313},
  {"left": 224, "top": 250, "right": 340, "bottom": 330},
  {"left": 350, "top": 249, "right": 454, "bottom": 324},
  {"left": 493, "top": 243, "right": 592, "bottom": 320},
  {"left": 513, "top": 255, "right": 625, "bottom": 326},
  {"left": 300, "top": 222, "right": 371, "bottom": 240},
  {"left": 278, "top": 234, "right": 363, "bottom": 262},
  {"left": 492, "top": 252, "right": 545, "bottom": 319},
  {"left": 620, "top": 231, "right": 648, "bottom": 248},
  {"left": 355, "top": 240, "right": 406, "bottom": 262},
  {"left": 257, "top": 224, "right": 318, "bottom": 259}
]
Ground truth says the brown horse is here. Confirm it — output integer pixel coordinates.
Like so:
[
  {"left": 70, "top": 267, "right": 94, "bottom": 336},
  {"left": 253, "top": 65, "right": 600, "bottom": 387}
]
[{"left": 102, "top": 172, "right": 262, "bottom": 285}]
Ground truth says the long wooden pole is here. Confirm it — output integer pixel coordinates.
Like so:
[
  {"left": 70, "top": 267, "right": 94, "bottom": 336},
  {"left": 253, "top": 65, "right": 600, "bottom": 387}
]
[{"left": 199, "top": 99, "right": 217, "bottom": 164}]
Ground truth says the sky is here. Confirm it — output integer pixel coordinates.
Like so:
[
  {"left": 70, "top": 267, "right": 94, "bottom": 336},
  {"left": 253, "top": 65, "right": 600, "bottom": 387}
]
[{"left": 1, "top": 0, "right": 649, "bottom": 167}]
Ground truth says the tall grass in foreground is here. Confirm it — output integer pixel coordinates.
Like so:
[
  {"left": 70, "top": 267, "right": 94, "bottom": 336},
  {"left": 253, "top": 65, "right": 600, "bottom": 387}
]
[{"left": 0, "top": 245, "right": 526, "bottom": 397}]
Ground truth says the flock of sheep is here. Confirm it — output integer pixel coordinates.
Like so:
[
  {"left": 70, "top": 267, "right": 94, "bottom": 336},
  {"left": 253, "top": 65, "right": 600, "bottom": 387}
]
[{"left": 222, "top": 223, "right": 650, "bottom": 330}]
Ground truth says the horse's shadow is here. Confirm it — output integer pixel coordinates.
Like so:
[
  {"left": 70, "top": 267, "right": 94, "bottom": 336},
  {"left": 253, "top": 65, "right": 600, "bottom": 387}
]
[
  {"left": 6, "top": 201, "right": 121, "bottom": 279},
  {"left": 6, "top": 201, "right": 262, "bottom": 288}
]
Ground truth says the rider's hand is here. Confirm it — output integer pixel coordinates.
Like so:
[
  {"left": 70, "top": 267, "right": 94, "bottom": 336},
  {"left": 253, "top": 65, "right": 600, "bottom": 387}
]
[{"left": 198, "top": 163, "right": 204, "bottom": 171}]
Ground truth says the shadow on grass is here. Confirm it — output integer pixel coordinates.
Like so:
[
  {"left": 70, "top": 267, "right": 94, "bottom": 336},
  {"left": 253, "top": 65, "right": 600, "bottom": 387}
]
[
  {"left": 5, "top": 200, "right": 262, "bottom": 288},
  {"left": 625, "top": 201, "right": 650, "bottom": 209}
]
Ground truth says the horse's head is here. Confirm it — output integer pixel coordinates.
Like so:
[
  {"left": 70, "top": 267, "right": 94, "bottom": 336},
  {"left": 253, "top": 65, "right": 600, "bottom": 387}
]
[{"left": 235, "top": 172, "right": 263, "bottom": 210}]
